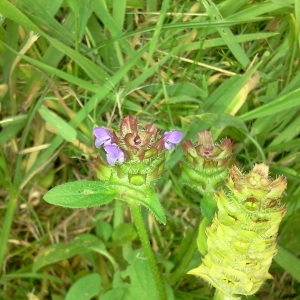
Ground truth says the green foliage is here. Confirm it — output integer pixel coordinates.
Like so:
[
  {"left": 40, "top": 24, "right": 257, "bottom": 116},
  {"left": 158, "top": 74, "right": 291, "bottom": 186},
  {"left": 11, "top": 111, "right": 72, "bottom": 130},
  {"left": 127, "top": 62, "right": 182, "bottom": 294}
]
[
  {"left": 101, "top": 245, "right": 174, "bottom": 300},
  {"left": 189, "top": 164, "right": 287, "bottom": 297},
  {"left": 66, "top": 273, "right": 101, "bottom": 300},
  {"left": 38, "top": 105, "right": 77, "bottom": 142},
  {"left": 33, "top": 234, "right": 117, "bottom": 272},
  {"left": 1, "top": 0, "right": 300, "bottom": 299},
  {"left": 43, "top": 181, "right": 118, "bottom": 208}
]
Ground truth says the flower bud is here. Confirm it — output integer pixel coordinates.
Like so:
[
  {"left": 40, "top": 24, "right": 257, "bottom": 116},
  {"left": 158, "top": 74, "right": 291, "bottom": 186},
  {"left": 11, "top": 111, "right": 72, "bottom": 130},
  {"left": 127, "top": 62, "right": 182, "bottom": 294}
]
[
  {"left": 180, "top": 130, "right": 234, "bottom": 220},
  {"left": 188, "top": 164, "right": 287, "bottom": 297},
  {"left": 181, "top": 131, "right": 234, "bottom": 190}
]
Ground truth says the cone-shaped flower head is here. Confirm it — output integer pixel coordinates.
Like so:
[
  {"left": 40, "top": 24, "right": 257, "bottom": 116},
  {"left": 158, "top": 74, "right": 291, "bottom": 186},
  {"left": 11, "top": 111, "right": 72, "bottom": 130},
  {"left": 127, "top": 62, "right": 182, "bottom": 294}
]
[
  {"left": 188, "top": 164, "right": 287, "bottom": 297},
  {"left": 90, "top": 116, "right": 183, "bottom": 224}
]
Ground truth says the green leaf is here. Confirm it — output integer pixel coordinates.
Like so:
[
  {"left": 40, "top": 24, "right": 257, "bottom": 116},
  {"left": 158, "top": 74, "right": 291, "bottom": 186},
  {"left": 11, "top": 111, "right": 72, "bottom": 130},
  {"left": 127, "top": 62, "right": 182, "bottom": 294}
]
[
  {"left": 102, "top": 246, "right": 174, "bottom": 300},
  {"left": 33, "top": 234, "right": 117, "bottom": 272},
  {"left": 196, "top": 113, "right": 248, "bottom": 132},
  {"left": 0, "top": 115, "right": 27, "bottom": 144},
  {"left": 95, "top": 220, "right": 112, "bottom": 242},
  {"left": 33, "top": 243, "right": 90, "bottom": 272},
  {"left": 66, "top": 273, "right": 101, "bottom": 300},
  {"left": 38, "top": 105, "right": 77, "bottom": 142},
  {"left": 240, "top": 88, "right": 300, "bottom": 121},
  {"left": 43, "top": 181, "right": 118, "bottom": 208},
  {"left": 112, "top": 223, "right": 137, "bottom": 247},
  {"left": 275, "top": 246, "right": 300, "bottom": 281},
  {"left": 203, "top": 0, "right": 250, "bottom": 68},
  {"left": 73, "top": 234, "right": 118, "bottom": 271}
]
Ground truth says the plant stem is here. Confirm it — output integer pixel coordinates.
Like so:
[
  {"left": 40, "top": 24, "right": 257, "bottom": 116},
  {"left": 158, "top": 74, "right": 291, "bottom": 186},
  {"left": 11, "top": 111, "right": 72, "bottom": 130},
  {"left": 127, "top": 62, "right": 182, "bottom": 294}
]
[
  {"left": 129, "top": 202, "right": 167, "bottom": 300},
  {"left": 213, "top": 290, "right": 241, "bottom": 300}
]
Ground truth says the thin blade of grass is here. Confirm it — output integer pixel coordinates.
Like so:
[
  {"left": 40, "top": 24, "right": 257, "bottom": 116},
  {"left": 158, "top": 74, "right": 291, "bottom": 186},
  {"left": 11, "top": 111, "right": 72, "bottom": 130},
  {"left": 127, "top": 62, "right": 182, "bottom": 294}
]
[
  {"left": 203, "top": 0, "right": 250, "bottom": 68},
  {"left": 275, "top": 246, "right": 300, "bottom": 281},
  {"left": 38, "top": 105, "right": 77, "bottom": 142},
  {"left": 0, "top": 0, "right": 109, "bottom": 84},
  {"left": 239, "top": 88, "right": 300, "bottom": 121},
  {"left": 145, "top": 0, "right": 171, "bottom": 69}
]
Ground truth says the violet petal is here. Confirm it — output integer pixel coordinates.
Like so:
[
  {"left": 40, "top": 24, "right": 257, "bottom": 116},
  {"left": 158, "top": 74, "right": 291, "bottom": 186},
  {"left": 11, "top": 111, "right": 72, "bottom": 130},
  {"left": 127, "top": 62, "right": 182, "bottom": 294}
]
[
  {"left": 164, "top": 130, "right": 183, "bottom": 149},
  {"left": 93, "top": 127, "right": 113, "bottom": 148},
  {"left": 104, "top": 144, "right": 125, "bottom": 166}
]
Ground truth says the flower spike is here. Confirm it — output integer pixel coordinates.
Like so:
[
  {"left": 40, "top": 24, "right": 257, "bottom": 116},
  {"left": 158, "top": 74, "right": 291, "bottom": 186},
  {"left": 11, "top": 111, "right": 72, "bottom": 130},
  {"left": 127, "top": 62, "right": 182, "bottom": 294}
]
[
  {"left": 188, "top": 164, "right": 287, "bottom": 297},
  {"left": 91, "top": 116, "right": 183, "bottom": 224}
]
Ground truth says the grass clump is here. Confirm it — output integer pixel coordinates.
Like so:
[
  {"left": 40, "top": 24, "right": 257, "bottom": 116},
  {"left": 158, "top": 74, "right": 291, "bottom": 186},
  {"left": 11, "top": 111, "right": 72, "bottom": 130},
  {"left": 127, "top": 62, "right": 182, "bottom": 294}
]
[{"left": 0, "top": 0, "right": 300, "bottom": 299}]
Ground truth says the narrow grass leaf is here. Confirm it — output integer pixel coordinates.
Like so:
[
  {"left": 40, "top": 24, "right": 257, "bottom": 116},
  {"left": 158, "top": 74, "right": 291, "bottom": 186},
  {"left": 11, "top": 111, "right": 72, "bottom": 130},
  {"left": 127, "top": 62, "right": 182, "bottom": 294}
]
[
  {"left": 3, "top": 272, "right": 63, "bottom": 284},
  {"left": 1, "top": 37, "right": 102, "bottom": 94},
  {"left": 269, "top": 115, "right": 300, "bottom": 146},
  {"left": 202, "top": 70, "right": 257, "bottom": 114},
  {"left": 178, "top": 32, "right": 279, "bottom": 51},
  {"left": 0, "top": 115, "right": 27, "bottom": 145},
  {"left": 239, "top": 88, "right": 300, "bottom": 121},
  {"left": 203, "top": 0, "right": 250, "bottom": 68},
  {"left": 145, "top": 0, "right": 170, "bottom": 68},
  {"left": 66, "top": 0, "right": 93, "bottom": 39},
  {"left": 231, "top": 1, "right": 294, "bottom": 19},
  {"left": 296, "top": 0, "right": 300, "bottom": 48},
  {"left": 0, "top": 0, "right": 109, "bottom": 84},
  {"left": 196, "top": 113, "right": 248, "bottom": 132},
  {"left": 112, "top": 0, "right": 126, "bottom": 30},
  {"left": 0, "top": 0, "right": 41, "bottom": 33},
  {"left": 275, "top": 246, "right": 300, "bottom": 281},
  {"left": 38, "top": 105, "right": 77, "bottom": 142}
]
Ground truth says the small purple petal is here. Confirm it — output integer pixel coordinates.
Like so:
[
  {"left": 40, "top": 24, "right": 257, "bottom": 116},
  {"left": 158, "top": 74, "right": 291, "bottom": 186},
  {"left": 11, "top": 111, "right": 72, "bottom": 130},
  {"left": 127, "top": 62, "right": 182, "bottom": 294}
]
[
  {"left": 163, "top": 130, "right": 183, "bottom": 150},
  {"left": 93, "top": 127, "right": 113, "bottom": 148},
  {"left": 104, "top": 144, "right": 125, "bottom": 166}
]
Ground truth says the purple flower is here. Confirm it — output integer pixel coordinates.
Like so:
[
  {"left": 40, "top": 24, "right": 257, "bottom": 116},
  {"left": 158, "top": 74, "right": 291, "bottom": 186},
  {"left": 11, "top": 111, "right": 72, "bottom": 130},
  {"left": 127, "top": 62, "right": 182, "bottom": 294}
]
[
  {"left": 104, "top": 144, "right": 125, "bottom": 166},
  {"left": 163, "top": 130, "right": 183, "bottom": 150},
  {"left": 93, "top": 127, "right": 113, "bottom": 148}
]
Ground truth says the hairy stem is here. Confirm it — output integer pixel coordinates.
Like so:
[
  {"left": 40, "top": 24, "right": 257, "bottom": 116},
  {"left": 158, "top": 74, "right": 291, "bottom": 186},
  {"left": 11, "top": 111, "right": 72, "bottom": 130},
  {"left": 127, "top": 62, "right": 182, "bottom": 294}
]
[{"left": 130, "top": 202, "right": 166, "bottom": 300}]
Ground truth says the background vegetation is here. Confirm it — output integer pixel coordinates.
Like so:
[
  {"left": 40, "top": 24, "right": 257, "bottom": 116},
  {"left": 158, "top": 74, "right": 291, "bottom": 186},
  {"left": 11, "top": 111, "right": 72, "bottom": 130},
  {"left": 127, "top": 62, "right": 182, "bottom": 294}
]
[{"left": 0, "top": 0, "right": 300, "bottom": 299}]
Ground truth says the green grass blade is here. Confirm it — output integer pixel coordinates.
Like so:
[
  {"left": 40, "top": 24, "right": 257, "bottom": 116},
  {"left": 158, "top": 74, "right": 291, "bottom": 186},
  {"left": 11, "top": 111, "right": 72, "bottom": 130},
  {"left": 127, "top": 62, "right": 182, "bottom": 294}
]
[
  {"left": 239, "top": 88, "right": 300, "bottom": 121},
  {"left": 145, "top": 0, "right": 171, "bottom": 69},
  {"left": 203, "top": 0, "right": 250, "bottom": 68},
  {"left": 275, "top": 246, "right": 300, "bottom": 281},
  {"left": 38, "top": 105, "right": 77, "bottom": 142}
]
